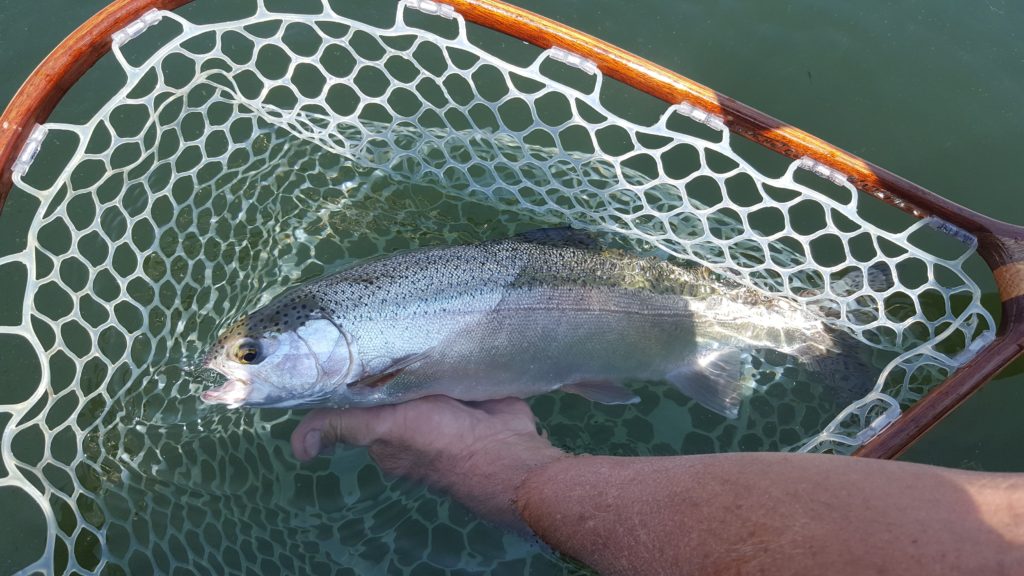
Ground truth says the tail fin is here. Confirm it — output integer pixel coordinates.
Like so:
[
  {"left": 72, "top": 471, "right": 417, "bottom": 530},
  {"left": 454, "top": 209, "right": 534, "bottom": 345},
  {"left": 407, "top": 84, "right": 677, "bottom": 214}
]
[
  {"left": 806, "top": 262, "right": 896, "bottom": 322},
  {"left": 811, "top": 262, "right": 895, "bottom": 400},
  {"left": 806, "top": 330, "right": 883, "bottom": 404},
  {"left": 830, "top": 262, "right": 895, "bottom": 296}
]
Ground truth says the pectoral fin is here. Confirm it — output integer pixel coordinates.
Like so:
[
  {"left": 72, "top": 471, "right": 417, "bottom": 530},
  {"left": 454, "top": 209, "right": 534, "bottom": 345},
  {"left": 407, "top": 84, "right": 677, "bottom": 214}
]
[
  {"left": 666, "top": 348, "right": 750, "bottom": 419},
  {"left": 562, "top": 380, "right": 641, "bottom": 404},
  {"left": 347, "top": 348, "right": 434, "bottom": 389}
]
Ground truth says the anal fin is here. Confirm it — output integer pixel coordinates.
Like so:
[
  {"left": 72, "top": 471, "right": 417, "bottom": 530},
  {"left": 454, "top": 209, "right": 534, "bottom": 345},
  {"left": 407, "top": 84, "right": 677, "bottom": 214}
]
[
  {"left": 562, "top": 380, "right": 640, "bottom": 405},
  {"left": 666, "top": 348, "right": 750, "bottom": 419}
]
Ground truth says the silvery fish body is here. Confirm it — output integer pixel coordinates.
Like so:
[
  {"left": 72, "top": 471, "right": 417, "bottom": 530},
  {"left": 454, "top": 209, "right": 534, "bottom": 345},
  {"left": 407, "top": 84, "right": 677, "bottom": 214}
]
[{"left": 202, "top": 229, "right": 868, "bottom": 418}]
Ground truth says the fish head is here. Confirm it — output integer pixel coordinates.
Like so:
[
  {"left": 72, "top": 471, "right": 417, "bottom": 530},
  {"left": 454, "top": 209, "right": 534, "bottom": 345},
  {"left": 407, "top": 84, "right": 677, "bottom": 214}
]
[{"left": 201, "top": 298, "right": 357, "bottom": 408}]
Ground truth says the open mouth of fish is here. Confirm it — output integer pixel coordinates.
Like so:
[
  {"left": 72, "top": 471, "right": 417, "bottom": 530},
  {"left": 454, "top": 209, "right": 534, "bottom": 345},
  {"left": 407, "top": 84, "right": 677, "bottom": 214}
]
[{"left": 201, "top": 378, "right": 250, "bottom": 408}]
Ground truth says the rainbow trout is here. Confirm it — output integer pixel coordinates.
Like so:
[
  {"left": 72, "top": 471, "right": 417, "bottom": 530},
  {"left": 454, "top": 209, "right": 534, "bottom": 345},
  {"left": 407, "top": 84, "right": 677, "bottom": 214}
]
[{"left": 201, "top": 228, "right": 871, "bottom": 417}]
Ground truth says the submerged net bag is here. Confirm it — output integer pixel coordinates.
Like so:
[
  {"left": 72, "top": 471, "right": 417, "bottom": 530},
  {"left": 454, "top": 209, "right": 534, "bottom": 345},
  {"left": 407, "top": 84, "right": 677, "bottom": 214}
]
[{"left": 0, "top": 0, "right": 997, "bottom": 573}]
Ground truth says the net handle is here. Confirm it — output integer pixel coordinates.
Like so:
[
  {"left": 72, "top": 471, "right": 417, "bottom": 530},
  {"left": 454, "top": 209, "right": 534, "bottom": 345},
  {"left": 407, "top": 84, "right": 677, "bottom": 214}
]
[{"left": 1, "top": 0, "right": 1022, "bottom": 458}]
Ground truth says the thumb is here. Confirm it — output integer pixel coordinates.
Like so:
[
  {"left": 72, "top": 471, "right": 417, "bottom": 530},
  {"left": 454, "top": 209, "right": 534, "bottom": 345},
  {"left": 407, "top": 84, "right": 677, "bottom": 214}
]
[{"left": 290, "top": 406, "right": 395, "bottom": 462}]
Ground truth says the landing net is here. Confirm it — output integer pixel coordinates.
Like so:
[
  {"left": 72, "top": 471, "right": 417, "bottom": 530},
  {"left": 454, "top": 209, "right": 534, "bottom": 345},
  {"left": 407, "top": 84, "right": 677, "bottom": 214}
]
[{"left": 0, "top": 1, "right": 994, "bottom": 573}]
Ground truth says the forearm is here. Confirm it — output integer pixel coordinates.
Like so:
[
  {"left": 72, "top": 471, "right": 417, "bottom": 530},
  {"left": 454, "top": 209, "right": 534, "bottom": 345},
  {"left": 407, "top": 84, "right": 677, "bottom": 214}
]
[
  {"left": 432, "top": 437, "right": 566, "bottom": 530},
  {"left": 515, "top": 452, "right": 1024, "bottom": 576},
  {"left": 292, "top": 399, "right": 1024, "bottom": 574}
]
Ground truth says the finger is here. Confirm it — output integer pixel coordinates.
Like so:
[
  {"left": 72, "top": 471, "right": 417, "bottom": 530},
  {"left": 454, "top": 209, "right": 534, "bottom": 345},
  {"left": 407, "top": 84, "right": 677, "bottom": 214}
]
[
  {"left": 290, "top": 406, "right": 393, "bottom": 461},
  {"left": 291, "top": 409, "right": 340, "bottom": 462}
]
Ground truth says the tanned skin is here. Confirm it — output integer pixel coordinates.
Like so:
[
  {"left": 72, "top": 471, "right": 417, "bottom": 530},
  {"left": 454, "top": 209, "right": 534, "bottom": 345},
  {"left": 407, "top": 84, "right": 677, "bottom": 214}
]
[{"left": 291, "top": 395, "right": 1024, "bottom": 576}]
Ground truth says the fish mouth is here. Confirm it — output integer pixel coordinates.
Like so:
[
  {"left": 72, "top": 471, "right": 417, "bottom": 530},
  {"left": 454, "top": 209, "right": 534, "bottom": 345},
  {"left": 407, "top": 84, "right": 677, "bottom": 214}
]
[{"left": 201, "top": 379, "right": 250, "bottom": 408}]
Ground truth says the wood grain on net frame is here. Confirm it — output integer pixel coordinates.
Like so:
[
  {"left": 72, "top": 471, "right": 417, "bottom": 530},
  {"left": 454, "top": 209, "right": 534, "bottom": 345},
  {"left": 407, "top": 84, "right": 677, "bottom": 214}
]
[{"left": 1, "top": 0, "right": 1021, "bottom": 459}]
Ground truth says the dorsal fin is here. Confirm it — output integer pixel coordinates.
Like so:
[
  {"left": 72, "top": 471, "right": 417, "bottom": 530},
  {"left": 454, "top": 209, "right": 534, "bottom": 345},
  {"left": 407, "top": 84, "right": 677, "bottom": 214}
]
[{"left": 512, "top": 227, "right": 599, "bottom": 249}]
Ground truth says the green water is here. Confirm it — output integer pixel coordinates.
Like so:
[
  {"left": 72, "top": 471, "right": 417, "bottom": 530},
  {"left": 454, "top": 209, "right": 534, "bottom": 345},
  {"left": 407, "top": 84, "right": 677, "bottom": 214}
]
[{"left": 2, "top": 1, "right": 1024, "bottom": 575}]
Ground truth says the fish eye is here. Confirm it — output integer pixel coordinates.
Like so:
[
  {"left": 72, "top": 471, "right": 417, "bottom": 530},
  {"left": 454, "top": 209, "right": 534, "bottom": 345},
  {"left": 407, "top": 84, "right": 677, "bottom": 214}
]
[{"left": 233, "top": 339, "right": 261, "bottom": 364}]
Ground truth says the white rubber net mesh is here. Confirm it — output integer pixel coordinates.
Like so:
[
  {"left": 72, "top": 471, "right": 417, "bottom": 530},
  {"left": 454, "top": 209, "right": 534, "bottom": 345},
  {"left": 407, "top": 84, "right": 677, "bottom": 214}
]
[{"left": 0, "top": 0, "right": 995, "bottom": 573}]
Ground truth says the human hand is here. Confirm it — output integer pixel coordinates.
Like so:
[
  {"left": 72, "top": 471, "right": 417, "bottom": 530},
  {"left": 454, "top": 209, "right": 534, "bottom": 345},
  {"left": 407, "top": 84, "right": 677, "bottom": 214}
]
[{"left": 290, "top": 396, "right": 566, "bottom": 528}]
